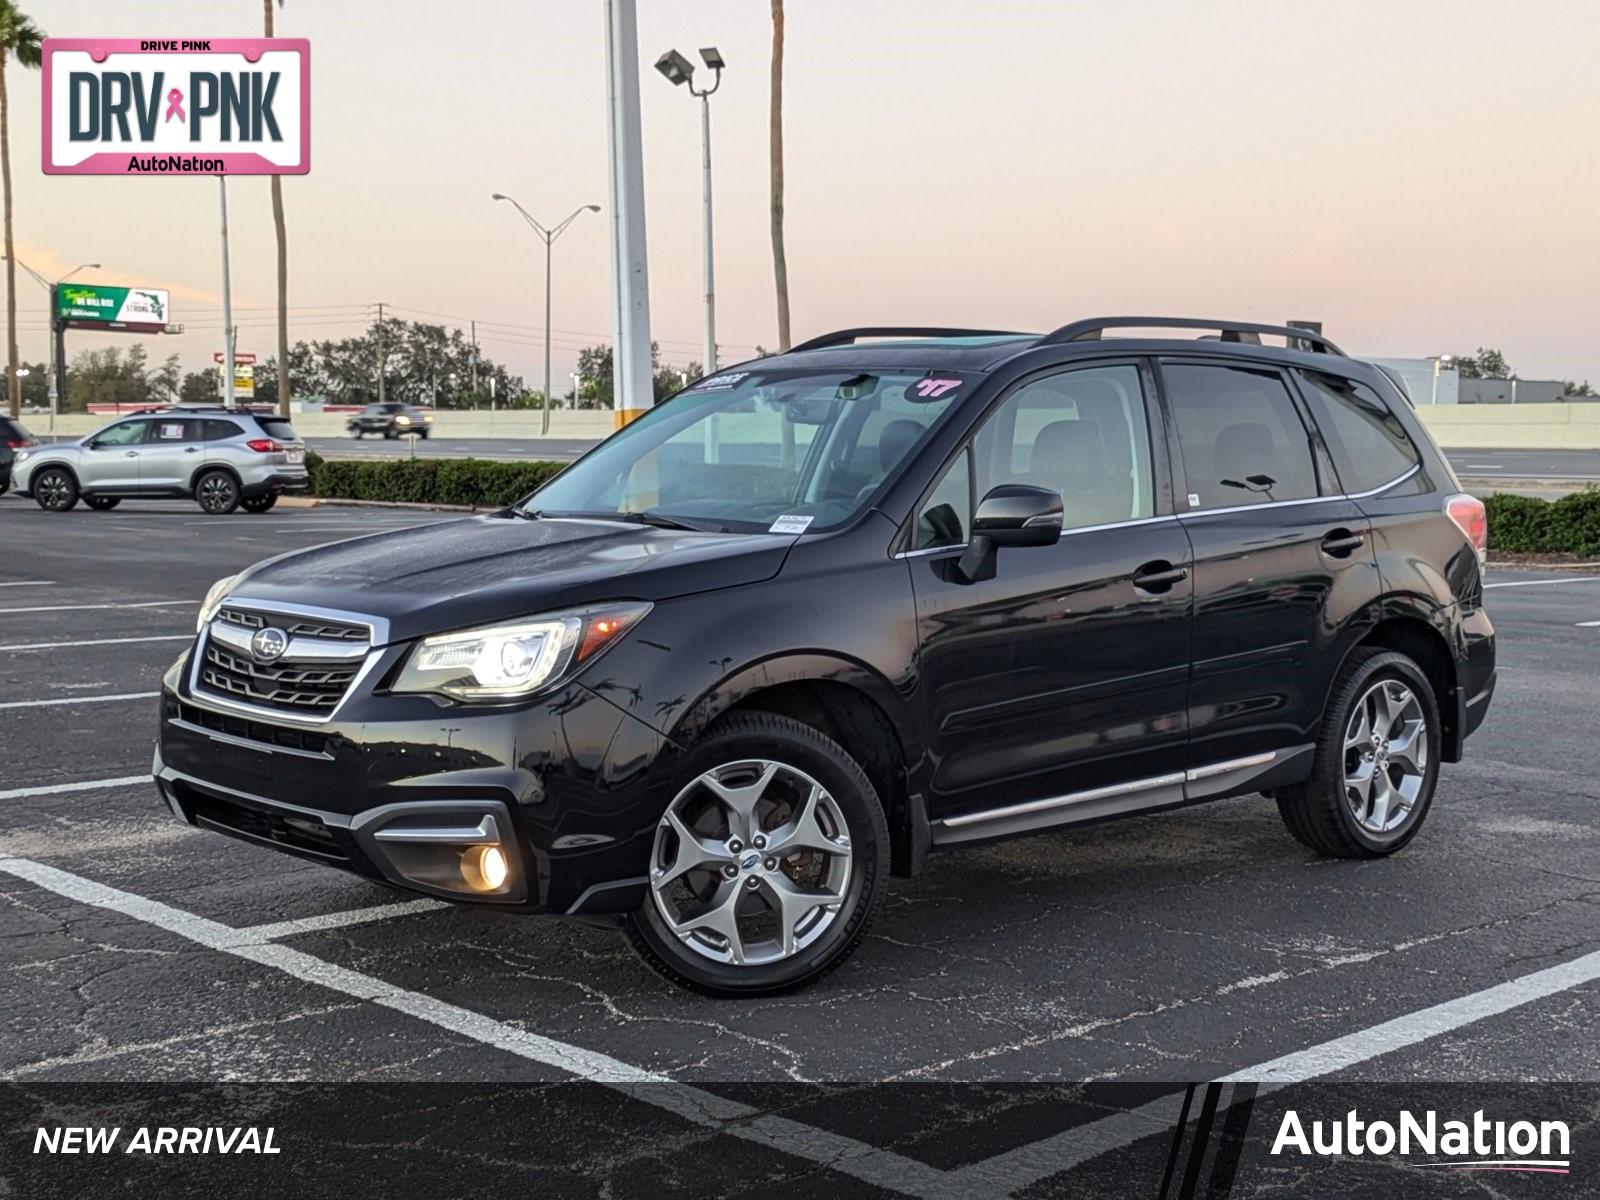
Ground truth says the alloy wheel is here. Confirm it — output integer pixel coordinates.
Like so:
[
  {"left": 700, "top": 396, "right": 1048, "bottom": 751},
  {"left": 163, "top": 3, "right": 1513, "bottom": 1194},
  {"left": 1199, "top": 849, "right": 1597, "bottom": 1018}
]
[
  {"left": 198, "top": 474, "right": 237, "bottom": 513},
  {"left": 37, "top": 471, "right": 73, "bottom": 510},
  {"left": 1343, "top": 679, "right": 1428, "bottom": 835},
  {"left": 649, "top": 759, "right": 854, "bottom": 967}
]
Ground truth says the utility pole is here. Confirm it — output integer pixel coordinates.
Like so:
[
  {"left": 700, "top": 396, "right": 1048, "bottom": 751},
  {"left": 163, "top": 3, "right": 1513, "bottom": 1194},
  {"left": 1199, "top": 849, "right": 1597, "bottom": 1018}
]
[
  {"left": 375, "top": 302, "right": 386, "bottom": 405},
  {"left": 219, "top": 177, "right": 237, "bottom": 409},
  {"left": 470, "top": 319, "right": 479, "bottom": 399}
]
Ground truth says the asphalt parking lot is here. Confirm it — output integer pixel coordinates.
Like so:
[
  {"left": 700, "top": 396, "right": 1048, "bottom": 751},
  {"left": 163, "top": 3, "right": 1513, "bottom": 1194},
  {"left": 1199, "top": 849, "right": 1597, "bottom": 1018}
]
[{"left": 3, "top": 495, "right": 1599, "bottom": 1190}]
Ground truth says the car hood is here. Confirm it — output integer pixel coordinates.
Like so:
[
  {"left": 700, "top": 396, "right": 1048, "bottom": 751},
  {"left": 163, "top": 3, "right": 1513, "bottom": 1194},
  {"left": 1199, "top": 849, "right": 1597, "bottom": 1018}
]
[{"left": 228, "top": 514, "right": 796, "bottom": 643}]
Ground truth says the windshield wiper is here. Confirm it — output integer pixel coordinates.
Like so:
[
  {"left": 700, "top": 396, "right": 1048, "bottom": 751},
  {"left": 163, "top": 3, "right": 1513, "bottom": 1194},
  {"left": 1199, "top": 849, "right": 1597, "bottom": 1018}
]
[{"left": 516, "top": 508, "right": 707, "bottom": 532}]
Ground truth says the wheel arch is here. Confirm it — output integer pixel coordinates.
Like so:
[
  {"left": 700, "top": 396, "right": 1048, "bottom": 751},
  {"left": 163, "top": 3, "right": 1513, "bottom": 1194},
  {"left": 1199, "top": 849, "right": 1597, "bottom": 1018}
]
[
  {"left": 670, "top": 654, "right": 924, "bottom": 877},
  {"left": 1331, "top": 600, "right": 1461, "bottom": 760},
  {"left": 188, "top": 461, "right": 242, "bottom": 495},
  {"left": 28, "top": 459, "right": 81, "bottom": 488}
]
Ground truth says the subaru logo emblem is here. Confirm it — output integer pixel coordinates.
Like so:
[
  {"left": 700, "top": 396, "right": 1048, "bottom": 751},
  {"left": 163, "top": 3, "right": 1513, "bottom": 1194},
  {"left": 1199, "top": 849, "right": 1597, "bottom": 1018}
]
[
  {"left": 250, "top": 627, "right": 289, "bottom": 662},
  {"left": 740, "top": 851, "right": 761, "bottom": 872}
]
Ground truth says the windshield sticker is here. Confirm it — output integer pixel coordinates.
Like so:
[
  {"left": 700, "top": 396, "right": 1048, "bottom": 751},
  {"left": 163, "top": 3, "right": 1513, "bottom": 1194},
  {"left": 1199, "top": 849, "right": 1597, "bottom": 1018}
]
[
  {"left": 688, "top": 371, "right": 750, "bottom": 392},
  {"left": 913, "top": 377, "right": 963, "bottom": 400},
  {"left": 769, "top": 514, "right": 815, "bottom": 535}
]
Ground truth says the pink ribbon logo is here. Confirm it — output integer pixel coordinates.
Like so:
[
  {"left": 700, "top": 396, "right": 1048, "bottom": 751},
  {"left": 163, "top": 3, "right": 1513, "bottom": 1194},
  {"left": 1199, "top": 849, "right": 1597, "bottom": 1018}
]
[{"left": 164, "top": 88, "right": 185, "bottom": 123}]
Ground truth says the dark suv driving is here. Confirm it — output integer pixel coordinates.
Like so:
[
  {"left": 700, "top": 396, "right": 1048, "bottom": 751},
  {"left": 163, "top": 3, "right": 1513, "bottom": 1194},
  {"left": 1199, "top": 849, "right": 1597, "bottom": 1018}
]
[
  {"left": 347, "top": 402, "right": 432, "bottom": 439},
  {"left": 154, "top": 318, "right": 1496, "bottom": 995}
]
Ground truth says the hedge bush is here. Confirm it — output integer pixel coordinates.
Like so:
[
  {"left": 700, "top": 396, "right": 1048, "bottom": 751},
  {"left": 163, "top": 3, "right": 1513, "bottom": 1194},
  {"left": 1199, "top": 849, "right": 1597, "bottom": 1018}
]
[
  {"left": 305, "top": 451, "right": 565, "bottom": 509},
  {"left": 1484, "top": 489, "right": 1600, "bottom": 557}
]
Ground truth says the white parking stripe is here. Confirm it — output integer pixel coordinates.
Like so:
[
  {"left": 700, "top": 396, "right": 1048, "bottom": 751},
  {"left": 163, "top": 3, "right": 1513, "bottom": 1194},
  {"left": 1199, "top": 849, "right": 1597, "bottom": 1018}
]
[
  {"left": 0, "top": 580, "right": 55, "bottom": 587},
  {"left": 949, "top": 946, "right": 1600, "bottom": 1194},
  {"left": 0, "top": 600, "right": 192, "bottom": 613},
  {"left": 0, "top": 855, "right": 953, "bottom": 1197},
  {"left": 0, "top": 774, "right": 150, "bottom": 801},
  {"left": 0, "top": 634, "right": 193, "bottom": 652},
  {"left": 1578, "top": 620, "right": 1600, "bottom": 628},
  {"left": 238, "top": 900, "right": 450, "bottom": 941},
  {"left": 0, "top": 691, "right": 158, "bottom": 710},
  {"left": 1483, "top": 576, "right": 1600, "bottom": 590}
]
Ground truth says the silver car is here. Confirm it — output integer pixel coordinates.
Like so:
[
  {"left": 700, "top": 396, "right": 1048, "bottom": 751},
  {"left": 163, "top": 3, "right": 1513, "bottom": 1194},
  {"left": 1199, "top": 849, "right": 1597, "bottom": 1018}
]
[{"left": 12, "top": 407, "right": 309, "bottom": 514}]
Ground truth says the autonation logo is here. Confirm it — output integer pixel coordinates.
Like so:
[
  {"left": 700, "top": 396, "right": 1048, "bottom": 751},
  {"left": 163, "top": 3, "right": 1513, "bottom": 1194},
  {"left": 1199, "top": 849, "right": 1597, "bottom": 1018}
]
[{"left": 1272, "top": 1108, "right": 1571, "bottom": 1175}]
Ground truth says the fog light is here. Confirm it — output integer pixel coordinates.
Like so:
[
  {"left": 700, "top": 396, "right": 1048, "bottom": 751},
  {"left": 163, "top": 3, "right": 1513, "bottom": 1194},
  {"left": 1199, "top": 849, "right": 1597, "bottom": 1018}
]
[{"left": 461, "top": 844, "right": 509, "bottom": 892}]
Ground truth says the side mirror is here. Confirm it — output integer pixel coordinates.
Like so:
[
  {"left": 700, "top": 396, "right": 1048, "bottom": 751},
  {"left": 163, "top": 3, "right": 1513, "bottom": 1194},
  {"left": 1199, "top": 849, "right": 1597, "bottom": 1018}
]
[{"left": 957, "top": 484, "right": 1062, "bottom": 581}]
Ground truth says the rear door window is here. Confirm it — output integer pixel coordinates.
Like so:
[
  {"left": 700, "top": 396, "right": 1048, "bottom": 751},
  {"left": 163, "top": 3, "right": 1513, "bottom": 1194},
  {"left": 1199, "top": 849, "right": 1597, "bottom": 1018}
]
[
  {"left": 1161, "top": 363, "right": 1320, "bottom": 509},
  {"left": 150, "top": 419, "right": 199, "bottom": 443},
  {"left": 202, "top": 419, "right": 243, "bottom": 441},
  {"left": 1296, "top": 371, "right": 1421, "bottom": 494}
]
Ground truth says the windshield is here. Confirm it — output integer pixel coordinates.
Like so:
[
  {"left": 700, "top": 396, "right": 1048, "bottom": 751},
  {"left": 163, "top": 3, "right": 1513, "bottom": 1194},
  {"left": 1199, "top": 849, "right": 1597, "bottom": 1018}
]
[{"left": 523, "top": 368, "right": 972, "bottom": 532}]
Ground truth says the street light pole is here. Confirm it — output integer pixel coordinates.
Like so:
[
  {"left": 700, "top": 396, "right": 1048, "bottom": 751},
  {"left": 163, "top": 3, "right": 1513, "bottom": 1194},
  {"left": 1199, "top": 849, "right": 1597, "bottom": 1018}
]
[
  {"left": 491, "top": 195, "right": 600, "bottom": 436},
  {"left": 218, "top": 176, "right": 236, "bottom": 409},
  {"left": 655, "top": 46, "right": 725, "bottom": 376}
]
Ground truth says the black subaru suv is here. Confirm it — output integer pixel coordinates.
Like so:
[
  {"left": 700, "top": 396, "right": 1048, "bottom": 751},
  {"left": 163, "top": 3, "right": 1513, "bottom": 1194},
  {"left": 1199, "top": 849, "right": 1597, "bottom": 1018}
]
[{"left": 154, "top": 318, "right": 1496, "bottom": 995}]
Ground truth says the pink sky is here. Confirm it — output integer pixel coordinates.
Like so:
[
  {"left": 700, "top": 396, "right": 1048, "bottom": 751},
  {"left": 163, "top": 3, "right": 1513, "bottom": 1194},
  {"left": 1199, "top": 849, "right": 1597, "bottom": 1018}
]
[{"left": 11, "top": 0, "right": 1600, "bottom": 388}]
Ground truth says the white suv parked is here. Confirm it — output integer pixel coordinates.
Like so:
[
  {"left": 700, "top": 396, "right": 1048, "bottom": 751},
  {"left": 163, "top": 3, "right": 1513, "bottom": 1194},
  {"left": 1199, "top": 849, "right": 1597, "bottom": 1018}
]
[{"left": 12, "top": 407, "right": 309, "bottom": 514}]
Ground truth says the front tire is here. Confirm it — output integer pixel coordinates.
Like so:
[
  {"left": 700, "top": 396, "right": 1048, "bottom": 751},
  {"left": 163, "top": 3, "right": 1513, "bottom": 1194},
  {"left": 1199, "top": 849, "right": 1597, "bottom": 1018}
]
[
  {"left": 1276, "top": 648, "right": 1441, "bottom": 858},
  {"left": 84, "top": 496, "right": 121, "bottom": 511},
  {"left": 194, "top": 469, "right": 241, "bottom": 515},
  {"left": 624, "top": 712, "right": 889, "bottom": 996},
  {"left": 33, "top": 467, "right": 78, "bottom": 512}
]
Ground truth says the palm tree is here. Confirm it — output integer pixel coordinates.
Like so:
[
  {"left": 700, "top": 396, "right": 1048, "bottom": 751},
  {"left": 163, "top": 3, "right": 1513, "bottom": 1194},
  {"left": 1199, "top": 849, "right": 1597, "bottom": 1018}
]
[
  {"left": 0, "top": 2, "right": 42, "bottom": 419},
  {"left": 265, "top": 0, "right": 290, "bottom": 417}
]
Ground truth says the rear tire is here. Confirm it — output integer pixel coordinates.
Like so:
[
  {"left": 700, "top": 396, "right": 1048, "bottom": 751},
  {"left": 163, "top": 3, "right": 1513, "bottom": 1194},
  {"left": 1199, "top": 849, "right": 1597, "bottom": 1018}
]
[
  {"left": 240, "top": 494, "right": 278, "bottom": 514},
  {"left": 1276, "top": 648, "right": 1441, "bottom": 859},
  {"left": 84, "top": 496, "right": 121, "bottom": 511},
  {"left": 624, "top": 712, "right": 888, "bottom": 996},
  {"left": 194, "top": 469, "right": 241, "bottom": 515},
  {"left": 33, "top": 467, "right": 78, "bottom": 512}
]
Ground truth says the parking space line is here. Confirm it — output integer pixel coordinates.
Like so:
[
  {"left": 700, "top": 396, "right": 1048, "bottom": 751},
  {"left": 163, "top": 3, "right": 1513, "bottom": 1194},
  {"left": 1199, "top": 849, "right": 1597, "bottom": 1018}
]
[
  {"left": 0, "top": 580, "right": 55, "bottom": 587},
  {"left": 948, "top": 946, "right": 1600, "bottom": 1194},
  {"left": 237, "top": 899, "right": 450, "bottom": 941},
  {"left": 0, "top": 774, "right": 150, "bottom": 801},
  {"left": 0, "top": 854, "right": 954, "bottom": 1198},
  {"left": 1483, "top": 577, "right": 1600, "bottom": 590},
  {"left": 0, "top": 691, "right": 158, "bottom": 710},
  {"left": 1578, "top": 620, "right": 1600, "bottom": 628},
  {"left": 0, "top": 600, "right": 192, "bottom": 613},
  {"left": 0, "top": 634, "right": 193, "bottom": 652}
]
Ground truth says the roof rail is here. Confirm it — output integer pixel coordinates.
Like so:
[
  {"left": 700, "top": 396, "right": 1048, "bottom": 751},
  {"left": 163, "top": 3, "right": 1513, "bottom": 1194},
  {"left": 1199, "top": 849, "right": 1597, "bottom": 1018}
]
[
  {"left": 1038, "top": 316, "right": 1345, "bottom": 356},
  {"left": 786, "top": 326, "right": 1030, "bottom": 354}
]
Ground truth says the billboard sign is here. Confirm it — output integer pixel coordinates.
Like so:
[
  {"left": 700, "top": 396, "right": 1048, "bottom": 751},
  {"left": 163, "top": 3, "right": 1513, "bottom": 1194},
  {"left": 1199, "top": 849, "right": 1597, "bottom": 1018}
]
[
  {"left": 57, "top": 284, "right": 171, "bottom": 332},
  {"left": 42, "top": 38, "right": 309, "bottom": 175}
]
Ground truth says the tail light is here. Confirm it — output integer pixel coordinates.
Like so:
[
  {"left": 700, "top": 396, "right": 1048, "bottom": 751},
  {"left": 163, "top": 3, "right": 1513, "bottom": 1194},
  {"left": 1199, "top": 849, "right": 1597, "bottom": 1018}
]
[
  {"left": 5, "top": 438, "right": 29, "bottom": 450},
  {"left": 245, "top": 438, "right": 283, "bottom": 453},
  {"left": 1445, "top": 493, "right": 1487, "bottom": 563}
]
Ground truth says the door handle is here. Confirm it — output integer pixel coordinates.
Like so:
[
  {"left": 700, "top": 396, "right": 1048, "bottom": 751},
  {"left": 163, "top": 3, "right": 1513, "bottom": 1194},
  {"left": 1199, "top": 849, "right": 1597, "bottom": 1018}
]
[
  {"left": 124, "top": 450, "right": 139, "bottom": 458},
  {"left": 184, "top": 447, "right": 199, "bottom": 453},
  {"left": 1132, "top": 561, "right": 1189, "bottom": 593},
  {"left": 1320, "top": 528, "right": 1365, "bottom": 558}
]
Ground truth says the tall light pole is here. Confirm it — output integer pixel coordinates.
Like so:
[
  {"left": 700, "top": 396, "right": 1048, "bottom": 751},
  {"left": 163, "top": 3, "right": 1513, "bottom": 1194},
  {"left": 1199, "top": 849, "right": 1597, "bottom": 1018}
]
[
  {"left": 655, "top": 46, "right": 724, "bottom": 376},
  {"left": 218, "top": 177, "right": 237, "bottom": 409},
  {"left": 4, "top": 256, "right": 100, "bottom": 436},
  {"left": 492, "top": 195, "right": 600, "bottom": 436}
]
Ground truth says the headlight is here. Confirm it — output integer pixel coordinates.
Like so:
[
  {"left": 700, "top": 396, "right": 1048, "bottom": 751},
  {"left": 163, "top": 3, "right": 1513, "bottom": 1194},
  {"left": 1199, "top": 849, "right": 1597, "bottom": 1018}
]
[
  {"left": 391, "top": 603, "right": 650, "bottom": 702},
  {"left": 14, "top": 449, "right": 28, "bottom": 462},
  {"left": 197, "top": 574, "right": 239, "bottom": 631},
  {"left": 395, "top": 415, "right": 412, "bottom": 424}
]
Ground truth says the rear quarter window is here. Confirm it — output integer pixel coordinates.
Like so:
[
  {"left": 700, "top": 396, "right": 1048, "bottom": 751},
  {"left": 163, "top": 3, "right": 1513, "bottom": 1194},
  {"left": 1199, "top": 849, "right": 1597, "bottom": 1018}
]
[
  {"left": 202, "top": 419, "right": 244, "bottom": 441},
  {"left": 1296, "top": 371, "right": 1420, "bottom": 494},
  {"left": 256, "top": 418, "right": 299, "bottom": 441}
]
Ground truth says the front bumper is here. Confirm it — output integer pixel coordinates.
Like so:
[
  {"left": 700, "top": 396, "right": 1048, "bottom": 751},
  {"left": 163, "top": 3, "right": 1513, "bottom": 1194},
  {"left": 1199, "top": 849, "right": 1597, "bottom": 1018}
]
[{"left": 155, "top": 648, "right": 679, "bottom": 916}]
